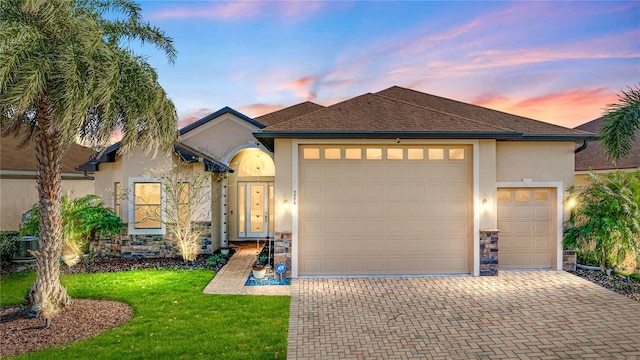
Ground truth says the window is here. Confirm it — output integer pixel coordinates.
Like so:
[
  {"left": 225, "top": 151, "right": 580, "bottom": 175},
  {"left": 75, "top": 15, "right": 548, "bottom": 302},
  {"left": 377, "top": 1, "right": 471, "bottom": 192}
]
[
  {"left": 114, "top": 182, "right": 121, "bottom": 217},
  {"left": 366, "top": 148, "right": 382, "bottom": 160},
  {"left": 324, "top": 148, "right": 341, "bottom": 160},
  {"left": 428, "top": 148, "right": 444, "bottom": 160},
  {"left": 534, "top": 190, "right": 549, "bottom": 201},
  {"left": 345, "top": 148, "right": 362, "bottom": 160},
  {"left": 407, "top": 148, "right": 424, "bottom": 160},
  {"left": 387, "top": 148, "right": 403, "bottom": 160},
  {"left": 448, "top": 148, "right": 465, "bottom": 160},
  {"left": 515, "top": 190, "right": 531, "bottom": 202},
  {"left": 134, "top": 182, "right": 162, "bottom": 229},
  {"left": 303, "top": 148, "right": 320, "bottom": 160}
]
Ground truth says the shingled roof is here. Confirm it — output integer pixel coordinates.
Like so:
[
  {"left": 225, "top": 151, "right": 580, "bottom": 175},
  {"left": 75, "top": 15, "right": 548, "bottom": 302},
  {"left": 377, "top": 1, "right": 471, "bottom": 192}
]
[
  {"left": 254, "top": 101, "right": 325, "bottom": 127},
  {"left": 1, "top": 132, "right": 95, "bottom": 177},
  {"left": 255, "top": 86, "right": 595, "bottom": 148},
  {"left": 574, "top": 117, "right": 640, "bottom": 171}
]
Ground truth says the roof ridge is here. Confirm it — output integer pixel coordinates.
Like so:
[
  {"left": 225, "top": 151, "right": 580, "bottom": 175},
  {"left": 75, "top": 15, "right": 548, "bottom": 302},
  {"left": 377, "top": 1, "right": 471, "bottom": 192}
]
[
  {"left": 262, "top": 95, "right": 367, "bottom": 130},
  {"left": 373, "top": 93, "right": 516, "bottom": 133},
  {"left": 259, "top": 101, "right": 326, "bottom": 128},
  {"left": 380, "top": 86, "right": 590, "bottom": 133}
]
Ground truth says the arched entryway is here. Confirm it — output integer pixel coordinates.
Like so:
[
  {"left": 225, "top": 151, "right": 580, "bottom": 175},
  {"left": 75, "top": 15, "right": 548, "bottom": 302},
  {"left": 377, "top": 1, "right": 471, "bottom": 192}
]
[{"left": 227, "top": 148, "right": 275, "bottom": 240}]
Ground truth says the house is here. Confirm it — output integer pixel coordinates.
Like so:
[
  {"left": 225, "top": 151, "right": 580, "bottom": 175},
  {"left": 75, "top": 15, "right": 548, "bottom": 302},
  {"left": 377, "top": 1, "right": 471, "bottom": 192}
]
[
  {"left": 574, "top": 116, "right": 640, "bottom": 186},
  {"left": 0, "top": 131, "right": 95, "bottom": 231},
  {"left": 83, "top": 86, "right": 595, "bottom": 277}
]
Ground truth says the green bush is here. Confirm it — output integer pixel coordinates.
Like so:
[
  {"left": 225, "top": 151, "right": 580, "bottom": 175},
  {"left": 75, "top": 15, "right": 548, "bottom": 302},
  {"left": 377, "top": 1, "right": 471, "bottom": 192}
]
[
  {"left": 206, "top": 254, "right": 228, "bottom": 268},
  {"left": 0, "top": 231, "right": 19, "bottom": 266}
]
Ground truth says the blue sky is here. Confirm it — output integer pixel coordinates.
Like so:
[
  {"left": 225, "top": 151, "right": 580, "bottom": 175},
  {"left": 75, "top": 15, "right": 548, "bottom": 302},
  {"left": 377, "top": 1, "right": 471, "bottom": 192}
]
[{"left": 131, "top": 1, "right": 639, "bottom": 129}]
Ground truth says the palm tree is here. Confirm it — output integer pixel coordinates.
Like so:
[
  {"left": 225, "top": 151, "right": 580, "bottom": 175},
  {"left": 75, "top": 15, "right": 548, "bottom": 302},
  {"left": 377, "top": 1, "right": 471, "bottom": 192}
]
[
  {"left": 0, "top": 0, "right": 177, "bottom": 316},
  {"left": 600, "top": 85, "right": 640, "bottom": 163}
]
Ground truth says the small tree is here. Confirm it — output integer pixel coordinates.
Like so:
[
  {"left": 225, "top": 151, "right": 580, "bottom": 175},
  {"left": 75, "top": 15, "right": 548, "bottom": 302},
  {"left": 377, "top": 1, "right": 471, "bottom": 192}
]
[
  {"left": 144, "top": 159, "right": 212, "bottom": 262},
  {"left": 21, "top": 194, "right": 124, "bottom": 264},
  {"left": 564, "top": 170, "right": 640, "bottom": 271}
]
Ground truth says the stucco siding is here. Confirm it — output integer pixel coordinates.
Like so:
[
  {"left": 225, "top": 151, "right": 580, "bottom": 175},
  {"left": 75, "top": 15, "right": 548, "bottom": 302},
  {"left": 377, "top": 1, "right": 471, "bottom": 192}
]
[
  {"left": 496, "top": 142, "right": 574, "bottom": 187},
  {"left": 0, "top": 178, "right": 94, "bottom": 231},
  {"left": 181, "top": 116, "right": 258, "bottom": 161}
]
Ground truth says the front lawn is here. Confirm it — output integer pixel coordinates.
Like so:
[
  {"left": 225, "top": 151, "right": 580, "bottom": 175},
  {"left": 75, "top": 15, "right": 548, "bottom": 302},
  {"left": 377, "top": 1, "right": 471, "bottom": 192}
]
[{"left": 1, "top": 270, "right": 290, "bottom": 359}]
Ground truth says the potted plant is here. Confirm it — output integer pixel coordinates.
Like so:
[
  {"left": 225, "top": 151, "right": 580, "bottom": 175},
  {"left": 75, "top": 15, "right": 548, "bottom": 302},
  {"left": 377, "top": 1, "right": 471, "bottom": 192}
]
[
  {"left": 220, "top": 246, "right": 230, "bottom": 256},
  {"left": 252, "top": 263, "right": 267, "bottom": 279}
]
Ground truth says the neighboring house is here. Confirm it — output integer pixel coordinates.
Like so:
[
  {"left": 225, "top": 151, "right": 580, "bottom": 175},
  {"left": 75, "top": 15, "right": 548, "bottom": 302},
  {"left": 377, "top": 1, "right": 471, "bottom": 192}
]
[
  {"left": 0, "top": 132, "right": 95, "bottom": 231},
  {"left": 83, "top": 86, "right": 595, "bottom": 277},
  {"left": 574, "top": 117, "right": 640, "bottom": 186}
]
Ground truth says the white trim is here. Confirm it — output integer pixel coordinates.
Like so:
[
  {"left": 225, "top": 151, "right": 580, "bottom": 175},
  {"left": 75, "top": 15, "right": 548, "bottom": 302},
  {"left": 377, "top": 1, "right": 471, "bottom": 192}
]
[
  {"left": 180, "top": 114, "right": 261, "bottom": 141},
  {"left": 127, "top": 176, "right": 166, "bottom": 235},
  {"left": 472, "top": 141, "right": 480, "bottom": 276},
  {"left": 291, "top": 140, "right": 299, "bottom": 278},
  {"left": 496, "top": 181, "right": 564, "bottom": 270},
  {"left": 221, "top": 141, "right": 273, "bottom": 165}
]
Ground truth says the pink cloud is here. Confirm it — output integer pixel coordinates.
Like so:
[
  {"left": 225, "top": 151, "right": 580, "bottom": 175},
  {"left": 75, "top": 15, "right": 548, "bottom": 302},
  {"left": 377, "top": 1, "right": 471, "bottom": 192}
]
[
  {"left": 471, "top": 88, "right": 619, "bottom": 128},
  {"left": 278, "top": 76, "right": 318, "bottom": 101},
  {"left": 239, "top": 103, "right": 285, "bottom": 117},
  {"left": 178, "top": 108, "right": 217, "bottom": 128},
  {"left": 148, "top": 1, "right": 326, "bottom": 21}
]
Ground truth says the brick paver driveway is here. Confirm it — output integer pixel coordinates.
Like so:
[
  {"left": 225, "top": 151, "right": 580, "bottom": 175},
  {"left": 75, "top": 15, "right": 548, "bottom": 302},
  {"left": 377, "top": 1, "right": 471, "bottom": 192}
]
[{"left": 287, "top": 271, "right": 640, "bottom": 359}]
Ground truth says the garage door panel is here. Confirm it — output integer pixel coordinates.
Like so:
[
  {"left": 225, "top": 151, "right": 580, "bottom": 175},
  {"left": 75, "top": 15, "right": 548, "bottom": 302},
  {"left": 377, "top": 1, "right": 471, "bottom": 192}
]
[
  {"left": 498, "top": 188, "right": 555, "bottom": 269},
  {"left": 299, "top": 145, "right": 471, "bottom": 275}
]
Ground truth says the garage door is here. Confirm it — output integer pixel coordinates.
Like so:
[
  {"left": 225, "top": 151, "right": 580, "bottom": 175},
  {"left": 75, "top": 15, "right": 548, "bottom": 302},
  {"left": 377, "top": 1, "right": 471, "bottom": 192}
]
[
  {"left": 298, "top": 145, "right": 472, "bottom": 275},
  {"left": 497, "top": 188, "right": 555, "bottom": 269}
]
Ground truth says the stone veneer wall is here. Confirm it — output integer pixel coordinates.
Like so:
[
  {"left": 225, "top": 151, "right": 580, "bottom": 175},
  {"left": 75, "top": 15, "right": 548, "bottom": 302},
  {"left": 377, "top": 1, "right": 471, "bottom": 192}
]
[
  {"left": 274, "top": 231, "right": 292, "bottom": 278},
  {"left": 563, "top": 249, "right": 576, "bottom": 271},
  {"left": 479, "top": 229, "right": 499, "bottom": 276},
  {"left": 96, "top": 222, "right": 212, "bottom": 258}
]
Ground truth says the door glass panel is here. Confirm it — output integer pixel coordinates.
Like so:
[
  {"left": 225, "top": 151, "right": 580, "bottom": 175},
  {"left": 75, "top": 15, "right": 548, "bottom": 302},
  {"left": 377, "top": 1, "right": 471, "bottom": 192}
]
[
  {"left": 238, "top": 184, "right": 246, "bottom": 235},
  {"left": 250, "top": 185, "right": 264, "bottom": 233}
]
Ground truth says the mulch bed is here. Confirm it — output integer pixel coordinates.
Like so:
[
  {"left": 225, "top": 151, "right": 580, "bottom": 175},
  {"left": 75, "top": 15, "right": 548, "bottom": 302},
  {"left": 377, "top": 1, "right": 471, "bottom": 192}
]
[{"left": 569, "top": 268, "right": 640, "bottom": 302}]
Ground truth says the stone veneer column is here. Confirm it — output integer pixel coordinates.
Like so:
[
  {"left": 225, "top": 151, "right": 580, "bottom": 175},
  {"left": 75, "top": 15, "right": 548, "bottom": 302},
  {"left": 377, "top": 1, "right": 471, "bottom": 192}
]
[
  {"left": 479, "top": 229, "right": 499, "bottom": 276},
  {"left": 274, "top": 231, "right": 292, "bottom": 278},
  {"left": 563, "top": 249, "right": 576, "bottom": 271}
]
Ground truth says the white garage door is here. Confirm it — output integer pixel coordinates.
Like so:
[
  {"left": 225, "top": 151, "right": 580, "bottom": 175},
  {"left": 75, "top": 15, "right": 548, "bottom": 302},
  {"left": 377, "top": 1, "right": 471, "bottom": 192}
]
[
  {"left": 497, "top": 188, "right": 555, "bottom": 269},
  {"left": 298, "top": 145, "right": 472, "bottom": 275}
]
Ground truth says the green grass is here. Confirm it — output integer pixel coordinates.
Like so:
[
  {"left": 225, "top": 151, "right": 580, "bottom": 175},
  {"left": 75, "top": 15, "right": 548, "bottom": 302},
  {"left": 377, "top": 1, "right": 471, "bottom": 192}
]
[{"left": 1, "top": 269, "right": 290, "bottom": 359}]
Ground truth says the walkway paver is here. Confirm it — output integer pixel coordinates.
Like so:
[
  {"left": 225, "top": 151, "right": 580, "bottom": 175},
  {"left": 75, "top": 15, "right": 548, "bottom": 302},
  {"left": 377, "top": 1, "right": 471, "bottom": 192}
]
[
  {"left": 202, "top": 243, "right": 289, "bottom": 296},
  {"left": 287, "top": 271, "right": 640, "bottom": 359}
]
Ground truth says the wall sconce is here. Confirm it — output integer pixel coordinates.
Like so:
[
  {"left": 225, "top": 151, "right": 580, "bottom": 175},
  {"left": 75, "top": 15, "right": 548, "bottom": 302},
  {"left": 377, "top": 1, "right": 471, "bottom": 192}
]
[
  {"left": 482, "top": 198, "right": 489, "bottom": 210},
  {"left": 283, "top": 200, "right": 289, "bottom": 209},
  {"left": 567, "top": 198, "right": 576, "bottom": 208}
]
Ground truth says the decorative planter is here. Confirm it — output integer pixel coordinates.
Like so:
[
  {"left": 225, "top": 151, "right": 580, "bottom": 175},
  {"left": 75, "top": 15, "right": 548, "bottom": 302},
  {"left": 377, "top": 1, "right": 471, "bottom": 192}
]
[
  {"left": 252, "top": 265, "right": 266, "bottom": 279},
  {"left": 220, "top": 247, "right": 230, "bottom": 256}
]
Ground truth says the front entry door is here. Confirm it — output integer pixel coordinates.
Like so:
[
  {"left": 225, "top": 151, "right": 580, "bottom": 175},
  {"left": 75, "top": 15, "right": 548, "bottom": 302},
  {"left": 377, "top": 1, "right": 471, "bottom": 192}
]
[{"left": 238, "top": 182, "right": 272, "bottom": 238}]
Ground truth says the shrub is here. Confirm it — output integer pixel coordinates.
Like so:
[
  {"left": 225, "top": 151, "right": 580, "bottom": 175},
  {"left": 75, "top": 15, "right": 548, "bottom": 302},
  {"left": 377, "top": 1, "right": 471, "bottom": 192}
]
[
  {"left": 0, "top": 231, "right": 19, "bottom": 266},
  {"left": 564, "top": 170, "right": 640, "bottom": 270},
  {"left": 206, "top": 254, "right": 228, "bottom": 268}
]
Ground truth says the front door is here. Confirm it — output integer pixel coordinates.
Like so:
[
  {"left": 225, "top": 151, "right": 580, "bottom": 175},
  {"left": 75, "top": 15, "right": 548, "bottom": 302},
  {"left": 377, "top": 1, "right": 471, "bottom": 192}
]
[{"left": 238, "top": 182, "right": 273, "bottom": 238}]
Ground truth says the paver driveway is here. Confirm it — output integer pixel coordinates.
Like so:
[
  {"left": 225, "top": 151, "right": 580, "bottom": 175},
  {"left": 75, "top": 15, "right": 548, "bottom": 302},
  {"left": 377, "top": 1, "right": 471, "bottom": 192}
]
[{"left": 287, "top": 271, "right": 640, "bottom": 359}]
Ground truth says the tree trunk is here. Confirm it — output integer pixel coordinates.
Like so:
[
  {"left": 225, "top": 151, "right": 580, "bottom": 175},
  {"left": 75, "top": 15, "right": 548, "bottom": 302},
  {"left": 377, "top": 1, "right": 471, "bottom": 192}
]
[{"left": 28, "top": 97, "right": 71, "bottom": 317}]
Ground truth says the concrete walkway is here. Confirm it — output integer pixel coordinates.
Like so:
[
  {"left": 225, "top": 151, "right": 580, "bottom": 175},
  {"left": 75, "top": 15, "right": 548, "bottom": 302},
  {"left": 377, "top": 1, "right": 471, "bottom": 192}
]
[
  {"left": 202, "top": 243, "right": 290, "bottom": 296},
  {"left": 287, "top": 271, "right": 640, "bottom": 359}
]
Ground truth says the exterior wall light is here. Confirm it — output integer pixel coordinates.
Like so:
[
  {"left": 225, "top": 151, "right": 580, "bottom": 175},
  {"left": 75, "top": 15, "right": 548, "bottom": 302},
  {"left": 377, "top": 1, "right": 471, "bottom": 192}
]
[
  {"left": 283, "top": 200, "right": 289, "bottom": 209},
  {"left": 567, "top": 198, "right": 576, "bottom": 208},
  {"left": 482, "top": 198, "right": 489, "bottom": 210}
]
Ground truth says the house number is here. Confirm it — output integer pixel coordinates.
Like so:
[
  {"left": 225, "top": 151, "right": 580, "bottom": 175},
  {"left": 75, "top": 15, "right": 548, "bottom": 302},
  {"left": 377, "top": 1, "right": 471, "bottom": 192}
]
[{"left": 293, "top": 190, "right": 297, "bottom": 205}]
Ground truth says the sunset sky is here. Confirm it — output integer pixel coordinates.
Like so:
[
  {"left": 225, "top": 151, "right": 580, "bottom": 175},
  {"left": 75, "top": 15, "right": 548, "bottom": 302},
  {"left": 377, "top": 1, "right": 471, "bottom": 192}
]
[{"left": 133, "top": 0, "right": 639, "bottom": 129}]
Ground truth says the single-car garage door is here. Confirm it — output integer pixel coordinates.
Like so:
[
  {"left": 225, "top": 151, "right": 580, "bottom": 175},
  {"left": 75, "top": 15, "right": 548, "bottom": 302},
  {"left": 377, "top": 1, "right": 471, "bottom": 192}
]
[
  {"left": 298, "top": 145, "right": 472, "bottom": 275},
  {"left": 497, "top": 188, "right": 556, "bottom": 269}
]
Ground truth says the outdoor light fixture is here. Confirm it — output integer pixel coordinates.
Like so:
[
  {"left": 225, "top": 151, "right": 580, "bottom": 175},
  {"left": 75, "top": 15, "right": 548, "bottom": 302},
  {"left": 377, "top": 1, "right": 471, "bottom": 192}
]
[
  {"left": 283, "top": 200, "right": 289, "bottom": 209},
  {"left": 567, "top": 198, "right": 576, "bottom": 208},
  {"left": 482, "top": 198, "right": 489, "bottom": 210}
]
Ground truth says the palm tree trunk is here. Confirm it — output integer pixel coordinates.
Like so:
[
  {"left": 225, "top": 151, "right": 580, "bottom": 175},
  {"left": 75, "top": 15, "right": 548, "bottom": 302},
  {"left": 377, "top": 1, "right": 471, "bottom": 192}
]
[{"left": 28, "top": 97, "right": 71, "bottom": 317}]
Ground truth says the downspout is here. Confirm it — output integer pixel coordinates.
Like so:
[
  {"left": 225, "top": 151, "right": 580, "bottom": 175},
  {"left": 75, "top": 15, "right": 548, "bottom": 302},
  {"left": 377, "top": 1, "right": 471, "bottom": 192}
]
[{"left": 574, "top": 139, "right": 589, "bottom": 153}]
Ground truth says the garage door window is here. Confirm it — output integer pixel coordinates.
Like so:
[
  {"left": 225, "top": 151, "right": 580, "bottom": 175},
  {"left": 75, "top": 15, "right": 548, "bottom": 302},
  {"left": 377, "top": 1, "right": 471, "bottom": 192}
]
[
  {"left": 325, "top": 148, "right": 341, "bottom": 159},
  {"left": 449, "top": 148, "right": 465, "bottom": 160},
  {"left": 516, "top": 190, "right": 531, "bottom": 201},
  {"left": 303, "top": 148, "right": 320, "bottom": 160},
  {"left": 345, "top": 148, "right": 362, "bottom": 159},
  {"left": 387, "top": 148, "right": 403, "bottom": 160},
  {"left": 428, "top": 148, "right": 444, "bottom": 160},
  {"left": 407, "top": 148, "right": 424, "bottom": 160},
  {"left": 534, "top": 190, "right": 549, "bottom": 201},
  {"left": 366, "top": 148, "right": 382, "bottom": 160}
]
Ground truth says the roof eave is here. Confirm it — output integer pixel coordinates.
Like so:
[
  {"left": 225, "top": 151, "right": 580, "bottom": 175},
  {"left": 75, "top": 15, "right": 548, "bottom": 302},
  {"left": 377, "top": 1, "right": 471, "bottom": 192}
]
[{"left": 179, "top": 107, "right": 265, "bottom": 136}]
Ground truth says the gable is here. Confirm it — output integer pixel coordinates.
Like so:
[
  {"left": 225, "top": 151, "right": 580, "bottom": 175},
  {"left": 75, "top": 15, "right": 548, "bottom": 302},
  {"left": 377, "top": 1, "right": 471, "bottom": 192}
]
[{"left": 180, "top": 114, "right": 260, "bottom": 160}]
